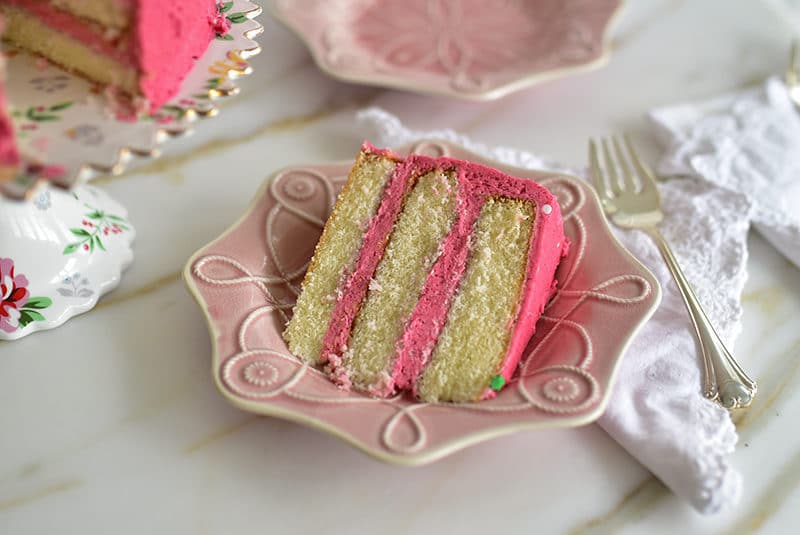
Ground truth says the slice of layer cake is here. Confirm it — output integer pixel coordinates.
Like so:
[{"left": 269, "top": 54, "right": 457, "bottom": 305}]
[
  {"left": 284, "top": 143, "right": 568, "bottom": 403},
  {"left": 0, "top": 21, "right": 19, "bottom": 181},
  {"left": 0, "top": 0, "right": 227, "bottom": 111}
]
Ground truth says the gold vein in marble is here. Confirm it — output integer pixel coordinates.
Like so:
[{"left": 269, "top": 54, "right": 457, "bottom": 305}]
[
  {"left": 94, "top": 90, "right": 382, "bottom": 186},
  {"left": 567, "top": 477, "right": 668, "bottom": 535},
  {"left": 93, "top": 111, "right": 329, "bottom": 183},
  {"left": 93, "top": 271, "right": 182, "bottom": 311},
  {"left": 182, "top": 416, "right": 260, "bottom": 454},
  {"left": 739, "top": 448, "right": 800, "bottom": 534},
  {"left": 734, "top": 338, "right": 800, "bottom": 430},
  {"left": 0, "top": 479, "right": 83, "bottom": 511},
  {"left": 741, "top": 285, "right": 786, "bottom": 316},
  {"left": 575, "top": 337, "right": 799, "bottom": 529},
  {"left": 0, "top": 385, "right": 193, "bottom": 486},
  {"left": 164, "top": 169, "right": 186, "bottom": 185}
]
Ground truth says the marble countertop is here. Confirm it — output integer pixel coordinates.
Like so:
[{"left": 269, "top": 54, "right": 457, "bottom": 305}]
[{"left": 2, "top": 1, "right": 800, "bottom": 533}]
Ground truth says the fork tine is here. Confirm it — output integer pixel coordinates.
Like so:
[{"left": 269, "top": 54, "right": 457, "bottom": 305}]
[
  {"left": 612, "top": 136, "right": 636, "bottom": 192},
  {"left": 601, "top": 138, "right": 622, "bottom": 195},
  {"left": 588, "top": 139, "right": 608, "bottom": 199},
  {"left": 623, "top": 135, "right": 658, "bottom": 190},
  {"left": 789, "top": 39, "right": 800, "bottom": 84}
]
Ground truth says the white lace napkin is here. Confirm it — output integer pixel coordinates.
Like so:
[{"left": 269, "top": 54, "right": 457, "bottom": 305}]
[
  {"left": 650, "top": 77, "right": 800, "bottom": 268},
  {"left": 357, "top": 107, "right": 750, "bottom": 514}
]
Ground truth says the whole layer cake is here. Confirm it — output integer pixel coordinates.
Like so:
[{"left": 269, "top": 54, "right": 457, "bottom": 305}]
[
  {"left": 0, "top": 0, "right": 227, "bottom": 111},
  {"left": 284, "top": 143, "right": 568, "bottom": 403}
]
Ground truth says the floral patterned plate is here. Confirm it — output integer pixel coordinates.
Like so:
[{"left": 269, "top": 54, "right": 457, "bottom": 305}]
[
  {"left": 184, "top": 140, "right": 661, "bottom": 465},
  {"left": 270, "top": 0, "right": 622, "bottom": 100},
  {"left": 0, "top": 184, "right": 134, "bottom": 340},
  {"left": 1, "top": 0, "right": 263, "bottom": 200}
]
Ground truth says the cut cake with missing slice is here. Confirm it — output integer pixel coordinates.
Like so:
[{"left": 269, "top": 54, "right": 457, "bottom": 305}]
[
  {"left": 0, "top": 0, "right": 227, "bottom": 111},
  {"left": 284, "top": 143, "right": 568, "bottom": 403}
]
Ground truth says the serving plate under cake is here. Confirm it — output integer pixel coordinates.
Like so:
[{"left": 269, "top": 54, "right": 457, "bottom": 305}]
[
  {"left": 270, "top": 0, "right": 623, "bottom": 101},
  {"left": 1, "top": 0, "right": 263, "bottom": 200},
  {"left": 184, "top": 140, "right": 661, "bottom": 465}
]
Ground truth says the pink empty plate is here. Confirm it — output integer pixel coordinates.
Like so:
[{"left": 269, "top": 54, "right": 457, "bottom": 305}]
[
  {"left": 270, "top": 0, "right": 623, "bottom": 100},
  {"left": 184, "top": 140, "right": 661, "bottom": 465}
]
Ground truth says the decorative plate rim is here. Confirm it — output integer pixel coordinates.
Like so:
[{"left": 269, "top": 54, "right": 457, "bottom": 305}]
[
  {"left": 269, "top": 0, "right": 625, "bottom": 101},
  {"left": 3, "top": 250, "right": 135, "bottom": 340},
  {"left": 2, "top": 0, "right": 264, "bottom": 200},
  {"left": 183, "top": 141, "right": 661, "bottom": 465}
]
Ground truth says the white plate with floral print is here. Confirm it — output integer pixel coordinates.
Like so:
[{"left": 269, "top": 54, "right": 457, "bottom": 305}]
[
  {"left": 1, "top": 0, "right": 263, "bottom": 200},
  {"left": 0, "top": 184, "right": 134, "bottom": 340}
]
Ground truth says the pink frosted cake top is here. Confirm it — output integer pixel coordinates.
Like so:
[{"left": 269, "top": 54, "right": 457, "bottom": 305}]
[
  {"left": 322, "top": 142, "right": 568, "bottom": 400},
  {"left": 134, "top": 0, "right": 222, "bottom": 109},
  {"left": 4, "top": 0, "right": 223, "bottom": 110}
]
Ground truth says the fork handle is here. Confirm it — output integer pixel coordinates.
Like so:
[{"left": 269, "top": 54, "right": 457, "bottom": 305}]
[{"left": 645, "top": 227, "right": 757, "bottom": 409}]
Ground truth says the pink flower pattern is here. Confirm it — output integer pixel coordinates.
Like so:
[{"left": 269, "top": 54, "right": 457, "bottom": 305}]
[
  {"left": 346, "top": 0, "right": 613, "bottom": 91},
  {"left": 0, "top": 258, "right": 52, "bottom": 334},
  {"left": 354, "top": 0, "right": 538, "bottom": 75},
  {"left": 0, "top": 258, "right": 30, "bottom": 333}
]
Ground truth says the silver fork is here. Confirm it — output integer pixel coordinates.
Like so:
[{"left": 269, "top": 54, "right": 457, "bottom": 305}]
[{"left": 589, "top": 136, "right": 757, "bottom": 409}]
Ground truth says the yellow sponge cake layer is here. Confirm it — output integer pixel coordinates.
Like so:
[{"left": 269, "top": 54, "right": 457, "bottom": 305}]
[
  {"left": 284, "top": 151, "right": 397, "bottom": 364},
  {"left": 417, "top": 198, "right": 534, "bottom": 402},
  {"left": 52, "top": 0, "right": 131, "bottom": 29},
  {"left": 1, "top": 5, "right": 138, "bottom": 95}
]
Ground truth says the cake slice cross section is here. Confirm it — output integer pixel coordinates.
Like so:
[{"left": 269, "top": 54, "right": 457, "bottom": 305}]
[{"left": 285, "top": 143, "right": 567, "bottom": 403}]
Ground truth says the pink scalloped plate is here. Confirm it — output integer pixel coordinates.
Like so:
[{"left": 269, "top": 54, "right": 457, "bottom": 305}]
[
  {"left": 270, "top": 0, "right": 623, "bottom": 100},
  {"left": 184, "top": 140, "right": 661, "bottom": 465}
]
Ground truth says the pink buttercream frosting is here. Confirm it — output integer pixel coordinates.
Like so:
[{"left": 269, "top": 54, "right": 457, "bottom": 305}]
[
  {"left": 134, "top": 0, "right": 219, "bottom": 109},
  {"left": 4, "top": 0, "right": 219, "bottom": 110},
  {"left": 322, "top": 142, "right": 568, "bottom": 400}
]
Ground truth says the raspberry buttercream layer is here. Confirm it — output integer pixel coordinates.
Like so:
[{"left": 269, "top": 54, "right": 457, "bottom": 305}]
[
  {"left": 285, "top": 143, "right": 567, "bottom": 403},
  {"left": 0, "top": 0, "right": 219, "bottom": 110}
]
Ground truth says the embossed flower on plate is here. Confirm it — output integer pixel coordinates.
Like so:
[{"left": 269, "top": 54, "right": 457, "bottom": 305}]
[{"left": 272, "top": 0, "right": 623, "bottom": 99}]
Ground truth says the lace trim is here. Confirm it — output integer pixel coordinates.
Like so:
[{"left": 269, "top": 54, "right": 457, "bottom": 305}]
[{"left": 652, "top": 77, "right": 800, "bottom": 267}]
